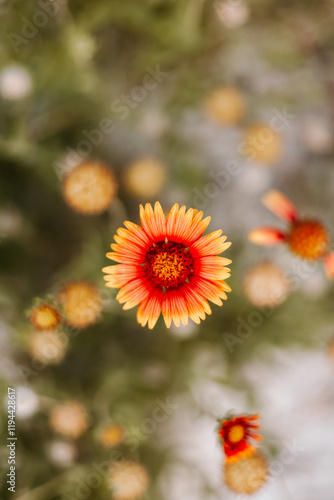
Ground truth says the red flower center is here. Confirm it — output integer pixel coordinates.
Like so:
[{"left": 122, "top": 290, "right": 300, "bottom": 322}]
[
  {"left": 144, "top": 241, "right": 194, "bottom": 289},
  {"left": 288, "top": 220, "right": 329, "bottom": 260}
]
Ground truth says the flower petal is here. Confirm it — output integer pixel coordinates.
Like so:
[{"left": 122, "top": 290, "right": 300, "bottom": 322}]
[
  {"left": 190, "top": 230, "right": 231, "bottom": 257},
  {"left": 166, "top": 204, "right": 193, "bottom": 243},
  {"left": 262, "top": 190, "right": 298, "bottom": 223},
  {"left": 193, "top": 255, "right": 231, "bottom": 280},
  {"left": 161, "top": 289, "right": 188, "bottom": 328},
  {"left": 323, "top": 251, "right": 334, "bottom": 280},
  {"left": 181, "top": 283, "right": 212, "bottom": 324},
  {"left": 116, "top": 278, "right": 151, "bottom": 309},
  {"left": 137, "top": 288, "right": 163, "bottom": 329},
  {"left": 190, "top": 275, "right": 230, "bottom": 306},
  {"left": 139, "top": 202, "right": 166, "bottom": 241},
  {"left": 248, "top": 227, "right": 285, "bottom": 245},
  {"left": 102, "top": 264, "right": 143, "bottom": 288}
]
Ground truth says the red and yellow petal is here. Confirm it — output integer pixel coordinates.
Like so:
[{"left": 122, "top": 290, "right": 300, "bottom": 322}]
[
  {"left": 262, "top": 190, "right": 298, "bottom": 223},
  {"left": 182, "top": 210, "right": 211, "bottom": 245},
  {"left": 181, "top": 284, "right": 212, "bottom": 324},
  {"left": 139, "top": 202, "right": 166, "bottom": 241},
  {"left": 248, "top": 227, "right": 285, "bottom": 245},
  {"left": 193, "top": 255, "right": 231, "bottom": 281},
  {"left": 190, "top": 275, "right": 230, "bottom": 306},
  {"left": 116, "top": 278, "right": 151, "bottom": 309},
  {"left": 161, "top": 289, "right": 188, "bottom": 328},
  {"left": 190, "top": 230, "right": 231, "bottom": 257},
  {"left": 166, "top": 204, "right": 194, "bottom": 243},
  {"left": 137, "top": 288, "right": 163, "bottom": 329},
  {"left": 103, "top": 264, "right": 143, "bottom": 288}
]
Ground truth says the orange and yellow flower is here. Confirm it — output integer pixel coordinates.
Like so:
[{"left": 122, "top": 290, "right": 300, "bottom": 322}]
[
  {"left": 248, "top": 190, "right": 334, "bottom": 278},
  {"left": 218, "top": 414, "right": 261, "bottom": 462},
  {"left": 103, "top": 202, "right": 231, "bottom": 329},
  {"left": 30, "top": 303, "right": 61, "bottom": 331}
]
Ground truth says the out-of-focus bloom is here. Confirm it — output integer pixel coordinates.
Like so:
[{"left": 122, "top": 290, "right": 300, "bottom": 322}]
[
  {"left": 248, "top": 190, "right": 334, "bottom": 278},
  {"left": 242, "top": 124, "right": 282, "bottom": 165},
  {"left": 218, "top": 414, "right": 261, "bottom": 462},
  {"left": 103, "top": 202, "right": 231, "bottom": 329},
  {"left": 99, "top": 424, "right": 124, "bottom": 448},
  {"left": 49, "top": 400, "right": 88, "bottom": 439},
  {"left": 46, "top": 440, "right": 77, "bottom": 467},
  {"left": 223, "top": 451, "right": 268, "bottom": 494},
  {"left": 30, "top": 303, "right": 61, "bottom": 331},
  {"left": 62, "top": 162, "right": 117, "bottom": 215},
  {"left": 302, "top": 116, "right": 333, "bottom": 153},
  {"left": 243, "top": 261, "right": 290, "bottom": 307},
  {"left": 28, "top": 331, "right": 68, "bottom": 365},
  {"left": 205, "top": 86, "right": 245, "bottom": 126},
  {"left": 108, "top": 460, "right": 149, "bottom": 500},
  {"left": 16, "top": 386, "right": 39, "bottom": 419},
  {"left": 215, "top": 0, "right": 250, "bottom": 28},
  {"left": 0, "top": 207, "right": 22, "bottom": 237},
  {"left": 0, "top": 65, "right": 32, "bottom": 100},
  {"left": 124, "top": 158, "right": 167, "bottom": 199},
  {"left": 58, "top": 281, "right": 103, "bottom": 329}
]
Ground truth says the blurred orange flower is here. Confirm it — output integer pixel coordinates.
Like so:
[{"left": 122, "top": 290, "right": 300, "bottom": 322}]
[
  {"left": 249, "top": 190, "right": 334, "bottom": 278},
  {"left": 30, "top": 303, "right": 61, "bottom": 331},
  {"left": 62, "top": 161, "right": 117, "bottom": 215},
  {"left": 103, "top": 202, "right": 231, "bottom": 329},
  {"left": 58, "top": 281, "right": 103, "bottom": 329}
]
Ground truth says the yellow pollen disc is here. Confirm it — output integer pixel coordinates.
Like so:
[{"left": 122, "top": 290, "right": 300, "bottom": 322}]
[{"left": 229, "top": 425, "right": 245, "bottom": 443}]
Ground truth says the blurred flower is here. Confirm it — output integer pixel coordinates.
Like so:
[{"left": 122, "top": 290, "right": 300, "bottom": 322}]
[
  {"left": 302, "top": 116, "right": 333, "bottom": 153},
  {"left": 218, "top": 414, "right": 261, "bottom": 462},
  {"left": 139, "top": 108, "right": 169, "bottom": 139},
  {"left": 108, "top": 460, "right": 149, "bottom": 500},
  {"left": 242, "top": 123, "right": 282, "bottom": 165},
  {"left": 124, "top": 158, "right": 167, "bottom": 199},
  {"left": 242, "top": 261, "right": 290, "bottom": 307},
  {"left": 16, "top": 386, "right": 39, "bottom": 419},
  {"left": 205, "top": 86, "right": 245, "bottom": 126},
  {"left": 223, "top": 451, "right": 268, "bottom": 494},
  {"left": 99, "top": 424, "right": 124, "bottom": 448},
  {"left": 30, "top": 303, "right": 61, "bottom": 331},
  {"left": 46, "top": 440, "right": 77, "bottom": 467},
  {"left": 103, "top": 202, "right": 231, "bottom": 329},
  {"left": 215, "top": 0, "right": 250, "bottom": 28},
  {"left": 248, "top": 190, "right": 334, "bottom": 278},
  {"left": 0, "top": 207, "right": 22, "bottom": 237},
  {"left": 0, "top": 65, "right": 32, "bottom": 100},
  {"left": 49, "top": 400, "right": 88, "bottom": 439},
  {"left": 28, "top": 330, "right": 68, "bottom": 365},
  {"left": 68, "top": 30, "right": 96, "bottom": 63},
  {"left": 58, "top": 281, "right": 103, "bottom": 329},
  {"left": 62, "top": 162, "right": 117, "bottom": 215}
]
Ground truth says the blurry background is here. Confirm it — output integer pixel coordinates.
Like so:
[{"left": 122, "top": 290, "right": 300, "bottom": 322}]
[{"left": 1, "top": 0, "right": 334, "bottom": 499}]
